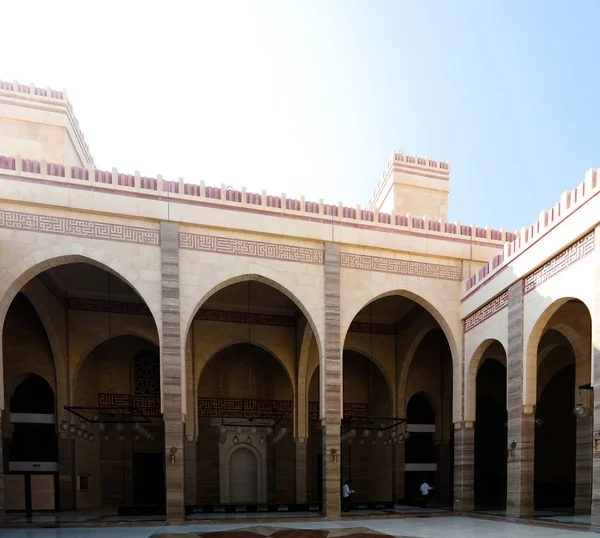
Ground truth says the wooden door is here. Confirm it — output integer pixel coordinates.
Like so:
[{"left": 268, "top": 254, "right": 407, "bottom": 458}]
[{"left": 30, "top": 475, "right": 55, "bottom": 510}]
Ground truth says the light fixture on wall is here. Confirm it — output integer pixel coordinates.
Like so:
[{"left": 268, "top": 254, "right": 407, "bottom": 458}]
[
  {"left": 169, "top": 446, "right": 177, "bottom": 464},
  {"left": 573, "top": 385, "right": 592, "bottom": 418},
  {"left": 507, "top": 440, "right": 517, "bottom": 460},
  {"left": 330, "top": 448, "right": 339, "bottom": 463}
]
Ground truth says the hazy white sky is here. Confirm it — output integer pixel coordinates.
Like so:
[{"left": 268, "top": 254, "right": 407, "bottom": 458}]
[
  {"left": 3, "top": 1, "right": 600, "bottom": 231},
  {"left": 3, "top": 1, "right": 378, "bottom": 207}
]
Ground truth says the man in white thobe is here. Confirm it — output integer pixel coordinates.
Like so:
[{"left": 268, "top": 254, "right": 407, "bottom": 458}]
[
  {"left": 342, "top": 481, "right": 354, "bottom": 512},
  {"left": 420, "top": 481, "right": 434, "bottom": 507}
]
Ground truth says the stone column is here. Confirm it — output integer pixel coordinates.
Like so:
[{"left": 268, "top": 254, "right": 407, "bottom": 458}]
[
  {"left": 296, "top": 439, "right": 307, "bottom": 503},
  {"left": 506, "top": 280, "right": 534, "bottom": 518},
  {"left": 160, "top": 222, "right": 185, "bottom": 521},
  {"left": 184, "top": 437, "right": 197, "bottom": 507},
  {"left": 0, "top": 410, "right": 4, "bottom": 514},
  {"left": 453, "top": 422, "right": 474, "bottom": 512},
  {"left": 591, "top": 226, "right": 600, "bottom": 525},
  {"left": 394, "top": 442, "right": 405, "bottom": 502},
  {"left": 575, "top": 414, "right": 592, "bottom": 513},
  {"left": 322, "top": 243, "right": 341, "bottom": 517},
  {"left": 58, "top": 436, "right": 76, "bottom": 510}
]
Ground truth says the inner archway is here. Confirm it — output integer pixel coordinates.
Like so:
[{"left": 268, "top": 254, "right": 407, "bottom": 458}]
[
  {"left": 342, "top": 294, "right": 454, "bottom": 510},
  {"left": 196, "top": 341, "right": 293, "bottom": 506},
  {"left": 341, "top": 350, "right": 392, "bottom": 503},
  {"left": 474, "top": 355, "right": 507, "bottom": 511},
  {"left": 2, "top": 262, "right": 160, "bottom": 516}
]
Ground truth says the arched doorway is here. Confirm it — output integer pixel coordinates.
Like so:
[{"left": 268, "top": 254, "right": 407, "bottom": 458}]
[
  {"left": 535, "top": 330, "right": 576, "bottom": 511},
  {"left": 341, "top": 350, "right": 392, "bottom": 503},
  {"left": 2, "top": 262, "right": 160, "bottom": 516},
  {"left": 74, "top": 335, "right": 163, "bottom": 510},
  {"left": 5, "top": 375, "right": 58, "bottom": 511},
  {"left": 197, "top": 342, "right": 291, "bottom": 505},
  {"left": 474, "top": 356, "right": 507, "bottom": 511},
  {"left": 405, "top": 392, "right": 436, "bottom": 503},
  {"left": 229, "top": 447, "right": 259, "bottom": 503},
  {"left": 188, "top": 278, "right": 317, "bottom": 512},
  {"left": 527, "top": 299, "right": 591, "bottom": 516},
  {"left": 342, "top": 295, "right": 454, "bottom": 511}
]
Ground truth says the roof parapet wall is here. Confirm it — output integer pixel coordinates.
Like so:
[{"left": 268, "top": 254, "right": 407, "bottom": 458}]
[
  {"left": 367, "top": 151, "right": 450, "bottom": 211},
  {"left": 0, "top": 152, "right": 511, "bottom": 245},
  {"left": 0, "top": 80, "right": 94, "bottom": 165},
  {"left": 462, "top": 168, "right": 598, "bottom": 295}
]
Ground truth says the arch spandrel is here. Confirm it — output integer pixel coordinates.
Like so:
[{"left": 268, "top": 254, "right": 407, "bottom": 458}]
[{"left": 179, "top": 264, "right": 324, "bottom": 359}]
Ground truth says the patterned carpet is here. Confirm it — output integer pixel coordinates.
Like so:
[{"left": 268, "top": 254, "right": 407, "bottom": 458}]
[{"left": 155, "top": 526, "right": 413, "bottom": 538}]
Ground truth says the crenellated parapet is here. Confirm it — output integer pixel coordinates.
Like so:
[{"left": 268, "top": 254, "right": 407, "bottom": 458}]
[
  {"left": 368, "top": 151, "right": 450, "bottom": 208},
  {"left": 0, "top": 79, "right": 94, "bottom": 166},
  {"left": 0, "top": 152, "right": 509, "bottom": 246},
  {"left": 367, "top": 151, "right": 451, "bottom": 221},
  {"left": 462, "top": 168, "right": 599, "bottom": 295}
]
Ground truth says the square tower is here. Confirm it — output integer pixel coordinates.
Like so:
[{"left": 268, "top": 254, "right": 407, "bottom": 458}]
[
  {"left": 0, "top": 81, "right": 93, "bottom": 167},
  {"left": 367, "top": 152, "right": 450, "bottom": 221}
]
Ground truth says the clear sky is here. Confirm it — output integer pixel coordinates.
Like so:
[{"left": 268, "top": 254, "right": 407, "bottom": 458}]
[{"left": 2, "top": 0, "right": 599, "bottom": 232}]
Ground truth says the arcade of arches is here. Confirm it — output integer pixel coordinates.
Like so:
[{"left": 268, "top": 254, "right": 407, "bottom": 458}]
[{"left": 0, "top": 262, "right": 597, "bottom": 520}]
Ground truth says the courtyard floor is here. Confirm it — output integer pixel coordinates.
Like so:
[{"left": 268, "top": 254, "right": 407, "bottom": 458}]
[{"left": 0, "top": 516, "right": 597, "bottom": 538}]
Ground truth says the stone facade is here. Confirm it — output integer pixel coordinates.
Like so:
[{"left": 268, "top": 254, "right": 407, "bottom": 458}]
[{"left": 0, "top": 80, "right": 599, "bottom": 521}]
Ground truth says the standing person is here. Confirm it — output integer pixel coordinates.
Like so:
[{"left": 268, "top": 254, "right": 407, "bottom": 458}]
[
  {"left": 419, "top": 481, "right": 434, "bottom": 507},
  {"left": 342, "top": 481, "right": 355, "bottom": 512}
]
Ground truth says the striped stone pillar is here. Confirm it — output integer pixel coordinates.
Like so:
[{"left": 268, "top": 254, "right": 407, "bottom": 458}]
[
  {"left": 296, "top": 439, "right": 307, "bottom": 503},
  {"left": 591, "top": 226, "right": 600, "bottom": 525},
  {"left": 58, "top": 436, "right": 76, "bottom": 510},
  {"left": 322, "top": 243, "right": 341, "bottom": 517},
  {"left": 453, "top": 422, "right": 474, "bottom": 511},
  {"left": 575, "top": 414, "right": 592, "bottom": 513},
  {"left": 160, "top": 222, "right": 185, "bottom": 521},
  {"left": 184, "top": 437, "right": 197, "bottom": 507},
  {"left": 0, "top": 410, "right": 4, "bottom": 513},
  {"left": 506, "top": 280, "right": 534, "bottom": 518}
]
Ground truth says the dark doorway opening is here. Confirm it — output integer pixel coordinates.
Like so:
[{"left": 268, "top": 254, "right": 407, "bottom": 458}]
[
  {"left": 474, "top": 358, "right": 507, "bottom": 511},
  {"left": 133, "top": 453, "right": 165, "bottom": 506},
  {"left": 535, "top": 364, "right": 575, "bottom": 511}
]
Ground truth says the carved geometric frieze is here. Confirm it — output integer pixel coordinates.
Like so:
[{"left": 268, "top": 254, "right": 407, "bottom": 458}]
[
  {"left": 464, "top": 291, "right": 508, "bottom": 333},
  {"left": 68, "top": 297, "right": 396, "bottom": 333},
  {"left": 198, "top": 398, "right": 368, "bottom": 421},
  {"left": 341, "top": 252, "right": 462, "bottom": 281},
  {"left": 0, "top": 209, "right": 160, "bottom": 245},
  {"left": 524, "top": 230, "right": 595, "bottom": 294},
  {"left": 179, "top": 232, "right": 324, "bottom": 264}
]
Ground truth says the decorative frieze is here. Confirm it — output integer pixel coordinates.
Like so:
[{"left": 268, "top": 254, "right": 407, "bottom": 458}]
[
  {"left": 68, "top": 298, "right": 397, "bottom": 334},
  {"left": 98, "top": 393, "right": 161, "bottom": 417},
  {"left": 195, "top": 309, "right": 295, "bottom": 327},
  {"left": 68, "top": 297, "right": 152, "bottom": 316},
  {"left": 464, "top": 291, "right": 509, "bottom": 333},
  {"left": 198, "top": 398, "right": 368, "bottom": 421},
  {"left": 0, "top": 209, "right": 160, "bottom": 245},
  {"left": 341, "top": 252, "right": 462, "bottom": 281},
  {"left": 524, "top": 230, "right": 595, "bottom": 294},
  {"left": 179, "top": 232, "right": 324, "bottom": 265},
  {"left": 349, "top": 321, "right": 396, "bottom": 335}
]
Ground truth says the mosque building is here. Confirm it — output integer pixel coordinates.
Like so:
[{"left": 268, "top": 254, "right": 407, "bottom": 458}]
[{"left": 0, "top": 80, "right": 597, "bottom": 522}]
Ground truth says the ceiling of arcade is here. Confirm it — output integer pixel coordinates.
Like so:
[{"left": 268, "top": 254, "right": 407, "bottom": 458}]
[{"left": 36, "top": 263, "right": 142, "bottom": 303}]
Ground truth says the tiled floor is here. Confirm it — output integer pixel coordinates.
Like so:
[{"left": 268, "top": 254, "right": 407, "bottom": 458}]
[{"left": 0, "top": 517, "right": 597, "bottom": 538}]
